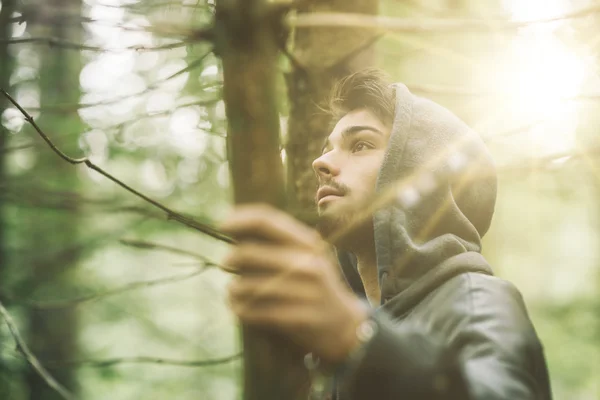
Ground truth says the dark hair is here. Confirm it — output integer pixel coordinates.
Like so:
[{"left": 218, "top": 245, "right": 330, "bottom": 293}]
[{"left": 327, "top": 68, "right": 395, "bottom": 128}]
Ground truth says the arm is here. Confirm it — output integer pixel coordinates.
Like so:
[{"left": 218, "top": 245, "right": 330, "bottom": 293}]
[
  {"left": 453, "top": 275, "right": 552, "bottom": 400},
  {"left": 336, "top": 312, "right": 469, "bottom": 400},
  {"left": 336, "top": 275, "right": 552, "bottom": 400}
]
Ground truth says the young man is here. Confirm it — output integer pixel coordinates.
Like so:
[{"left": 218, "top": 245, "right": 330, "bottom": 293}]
[{"left": 221, "top": 69, "right": 553, "bottom": 399}]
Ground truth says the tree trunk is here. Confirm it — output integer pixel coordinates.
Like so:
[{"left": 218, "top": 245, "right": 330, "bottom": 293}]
[
  {"left": 23, "top": 1, "right": 84, "bottom": 399},
  {"left": 216, "top": 1, "right": 308, "bottom": 399},
  {"left": 0, "top": 0, "right": 18, "bottom": 397},
  {"left": 286, "top": 0, "right": 379, "bottom": 216}
]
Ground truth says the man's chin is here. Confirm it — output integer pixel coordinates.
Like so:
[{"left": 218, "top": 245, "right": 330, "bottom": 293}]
[
  {"left": 316, "top": 199, "right": 374, "bottom": 250},
  {"left": 316, "top": 207, "right": 354, "bottom": 247}
]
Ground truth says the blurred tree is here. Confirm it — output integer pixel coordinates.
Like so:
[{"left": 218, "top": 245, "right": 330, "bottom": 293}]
[
  {"left": 0, "top": 0, "right": 18, "bottom": 396},
  {"left": 217, "top": 1, "right": 308, "bottom": 399},
  {"left": 286, "top": 0, "right": 379, "bottom": 213},
  {"left": 16, "top": 0, "right": 84, "bottom": 398}
]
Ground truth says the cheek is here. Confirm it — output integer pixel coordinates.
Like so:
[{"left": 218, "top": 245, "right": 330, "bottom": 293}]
[{"left": 348, "top": 156, "right": 383, "bottom": 196}]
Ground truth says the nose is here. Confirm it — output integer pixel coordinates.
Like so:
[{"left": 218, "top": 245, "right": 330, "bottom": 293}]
[{"left": 312, "top": 152, "right": 341, "bottom": 179}]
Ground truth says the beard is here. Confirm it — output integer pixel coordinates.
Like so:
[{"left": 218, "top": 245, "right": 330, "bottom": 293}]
[{"left": 315, "top": 181, "right": 374, "bottom": 250}]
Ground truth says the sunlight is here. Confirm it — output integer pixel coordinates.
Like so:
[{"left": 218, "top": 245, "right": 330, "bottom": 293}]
[
  {"left": 508, "top": 36, "right": 586, "bottom": 120},
  {"left": 495, "top": 0, "right": 589, "bottom": 156},
  {"left": 504, "top": 0, "right": 566, "bottom": 21}
]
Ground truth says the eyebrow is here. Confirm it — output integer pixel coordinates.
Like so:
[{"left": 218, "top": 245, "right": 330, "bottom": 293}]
[{"left": 321, "top": 125, "right": 384, "bottom": 154}]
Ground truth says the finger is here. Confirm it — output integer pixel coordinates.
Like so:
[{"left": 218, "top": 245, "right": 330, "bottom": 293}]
[
  {"left": 227, "top": 272, "right": 314, "bottom": 307},
  {"left": 219, "top": 204, "right": 322, "bottom": 248},
  {"left": 228, "top": 289, "right": 313, "bottom": 334},
  {"left": 223, "top": 242, "right": 319, "bottom": 277}
]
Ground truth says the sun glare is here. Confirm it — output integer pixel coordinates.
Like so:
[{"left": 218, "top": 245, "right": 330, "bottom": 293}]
[
  {"left": 509, "top": 36, "right": 585, "bottom": 119},
  {"left": 494, "top": 0, "right": 590, "bottom": 156},
  {"left": 504, "top": 0, "right": 567, "bottom": 21}
]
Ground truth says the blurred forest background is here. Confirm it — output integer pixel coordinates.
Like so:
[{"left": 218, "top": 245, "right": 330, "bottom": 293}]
[{"left": 0, "top": 0, "right": 599, "bottom": 399}]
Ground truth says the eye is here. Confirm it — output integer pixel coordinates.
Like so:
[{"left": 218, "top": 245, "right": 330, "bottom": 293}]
[{"left": 352, "top": 141, "right": 372, "bottom": 153}]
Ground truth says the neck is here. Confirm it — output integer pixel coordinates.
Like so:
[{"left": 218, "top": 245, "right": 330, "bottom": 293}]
[
  {"left": 354, "top": 243, "right": 380, "bottom": 306},
  {"left": 322, "top": 218, "right": 381, "bottom": 304}
]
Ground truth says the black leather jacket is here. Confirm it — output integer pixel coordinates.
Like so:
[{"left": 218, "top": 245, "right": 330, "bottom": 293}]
[{"left": 334, "top": 262, "right": 552, "bottom": 400}]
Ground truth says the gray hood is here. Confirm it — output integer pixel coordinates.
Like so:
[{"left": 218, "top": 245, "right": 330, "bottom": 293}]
[{"left": 338, "top": 83, "right": 497, "bottom": 310}]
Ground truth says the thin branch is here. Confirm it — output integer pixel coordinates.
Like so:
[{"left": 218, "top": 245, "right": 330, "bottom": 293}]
[
  {"left": 406, "top": 82, "right": 600, "bottom": 100},
  {"left": 91, "top": 0, "right": 210, "bottom": 11},
  {"left": 1, "top": 89, "right": 233, "bottom": 244},
  {"left": 18, "top": 268, "right": 210, "bottom": 310},
  {"left": 97, "top": 100, "right": 226, "bottom": 139},
  {"left": 10, "top": 14, "right": 200, "bottom": 38},
  {"left": 0, "top": 301, "right": 76, "bottom": 400},
  {"left": 497, "top": 146, "right": 600, "bottom": 175},
  {"left": 288, "top": 4, "right": 600, "bottom": 33},
  {"left": 326, "top": 32, "right": 385, "bottom": 73},
  {"left": 0, "top": 28, "right": 213, "bottom": 52},
  {"left": 28, "top": 52, "right": 218, "bottom": 113},
  {"left": 44, "top": 353, "right": 242, "bottom": 368},
  {"left": 120, "top": 239, "right": 238, "bottom": 274},
  {"left": 120, "top": 239, "right": 212, "bottom": 263},
  {"left": 0, "top": 142, "right": 36, "bottom": 153}
]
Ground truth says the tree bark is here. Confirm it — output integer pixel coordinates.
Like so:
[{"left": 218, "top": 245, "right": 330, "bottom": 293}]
[
  {"left": 286, "top": 0, "right": 380, "bottom": 216},
  {"left": 0, "top": 0, "right": 16, "bottom": 284},
  {"left": 23, "top": 1, "right": 84, "bottom": 399},
  {"left": 0, "top": 0, "right": 17, "bottom": 396},
  {"left": 216, "top": 1, "right": 308, "bottom": 399}
]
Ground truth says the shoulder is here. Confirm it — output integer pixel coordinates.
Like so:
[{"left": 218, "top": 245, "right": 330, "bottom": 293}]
[
  {"left": 409, "top": 273, "right": 541, "bottom": 350},
  {"left": 400, "top": 274, "right": 552, "bottom": 399}
]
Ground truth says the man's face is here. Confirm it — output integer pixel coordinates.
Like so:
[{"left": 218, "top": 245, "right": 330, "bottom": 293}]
[{"left": 312, "top": 108, "right": 391, "bottom": 243}]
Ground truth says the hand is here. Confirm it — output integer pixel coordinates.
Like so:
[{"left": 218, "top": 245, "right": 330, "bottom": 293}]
[{"left": 220, "top": 204, "right": 368, "bottom": 364}]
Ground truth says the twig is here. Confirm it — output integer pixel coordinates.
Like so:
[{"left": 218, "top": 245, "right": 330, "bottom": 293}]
[
  {"left": 0, "top": 301, "right": 76, "bottom": 400},
  {"left": 0, "top": 142, "right": 36, "bottom": 153},
  {"left": 289, "top": 4, "right": 600, "bottom": 33},
  {"left": 27, "top": 51, "right": 218, "bottom": 113},
  {"left": 1, "top": 89, "right": 233, "bottom": 244},
  {"left": 44, "top": 353, "right": 242, "bottom": 368},
  {"left": 0, "top": 28, "right": 214, "bottom": 52},
  {"left": 97, "top": 101, "right": 226, "bottom": 139},
  {"left": 406, "top": 82, "right": 600, "bottom": 100},
  {"left": 497, "top": 147, "right": 600, "bottom": 174},
  {"left": 18, "top": 268, "right": 210, "bottom": 310},
  {"left": 120, "top": 239, "right": 239, "bottom": 274},
  {"left": 11, "top": 14, "right": 201, "bottom": 38},
  {"left": 326, "top": 33, "right": 385, "bottom": 73},
  {"left": 92, "top": 0, "right": 209, "bottom": 11},
  {"left": 120, "top": 239, "right": 213, "bottom": 263},
  {"left": 0, "top": 37, "right": 191, "bottom": 52}
]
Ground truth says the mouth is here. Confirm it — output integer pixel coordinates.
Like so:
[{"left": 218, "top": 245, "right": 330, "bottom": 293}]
[{"left": 316, "top": 186, "right": 344, "bottom": 205}]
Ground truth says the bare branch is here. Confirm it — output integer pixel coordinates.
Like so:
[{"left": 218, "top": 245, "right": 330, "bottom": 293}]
[
  {"left": 0, "top": 142, "right": 36, "bottom": 153},
  {"left": 11, "top": 14, "right": 202, "bottom": 38},
  {"left": 91, "top": 0, "right": 211, "bottom": 12},
  {"left": 497, "top": 147, "right": 600, "bottom": 175},
  {"left": 406, "top": 82, "right": 600, "bottom": 100},
  {"left": 0, "top": 301, "right": 77, "bottom": 400},
  {"left": 120, "top": 239, "right": 239, "bottom": 274},
  {"left": 44, "top": 353, "right": 242, "bottom": 368},
  {"left": 1, "top": 89, "right": 234, "bottom": 244},
  {"left": 120, "top": 239, "right": 212, "bottom": 263},
  {"left": 289, "top": 4, "right": 600, "bottom": 33},
  {"left": 97, "top": 101, "right": 226, "bottom": 139},
  {"left": 16, "top": 268, "right": 210, "bottom": 310},
  {"left": 0, "top": 37, "right": 187, "bottom": 51},
  {"left": 27, "top": 52, "right": 218, "bottom": 113},
  {"left": 0, "top": 27, "right": 213, "bottom": 52}
]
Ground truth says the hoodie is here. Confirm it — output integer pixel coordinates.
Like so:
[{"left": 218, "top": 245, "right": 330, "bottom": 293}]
[{"left": 330, "top": 83, "right": 553, "bottom": 400}]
